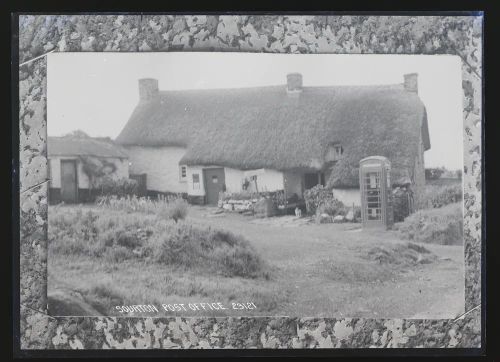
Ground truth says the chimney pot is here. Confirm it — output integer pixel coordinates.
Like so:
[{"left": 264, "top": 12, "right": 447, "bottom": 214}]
[
  {"left": 286, "top": 73, "right": 303, "bottom": 94},
  {"left": 403, "top": 73, "right": 418, "bottom": 93},
  {"left": 139, "top": 78, "right": 159, "bottom": 102}
]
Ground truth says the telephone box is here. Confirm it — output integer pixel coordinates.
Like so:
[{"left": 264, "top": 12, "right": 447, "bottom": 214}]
[{"left": 359, "top": 156, "right": 394, "bottom": 229}]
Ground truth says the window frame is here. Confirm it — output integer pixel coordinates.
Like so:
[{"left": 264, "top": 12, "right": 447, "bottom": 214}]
[
  {"left": 333, "top": 145, "right": 344, "bottom": 159},
  {"left": 179, "top": 165, "right": 187, "bottom": 182},
  {"left": 326, "top": 143, "right": 344, "bottom": 162},
  {"left": 192, "top": 173, "right": 200, "bottom": 189}
]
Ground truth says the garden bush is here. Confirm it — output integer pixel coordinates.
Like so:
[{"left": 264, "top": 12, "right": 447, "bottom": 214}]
[
  {"left": 423, "top": 183, "right": 462, "bottom": 209},
  {"left": 394, "top": 202, "right": 463, "bottom": 245},
  {"left": 392, "top": 186, "right": 414, "bottom": 222},
  {"left": 94, "top": 176, "right": 138, "bottom": 198},
  {"left": 425, "top": 167, "right": 445, "bottom": 180},
  {"left": 304, "top": 184, "right": 344, "bottom": 215},
  {"left": 149, "top": 225, "right": 270, "bottom": 279},
  {"left": 316, "top": 197, "right": 346, "bottom": 217}
]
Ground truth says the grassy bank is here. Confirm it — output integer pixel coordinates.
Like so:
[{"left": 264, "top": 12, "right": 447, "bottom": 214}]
[
  {"left": 48, "top": 202, "right": 278, "bottom": 316},
  {"left": 394, "top": 202, "right": 463, "bottom": 245},
  {"left": 48, "top": 195, "right": 463, "bottom": 318}
]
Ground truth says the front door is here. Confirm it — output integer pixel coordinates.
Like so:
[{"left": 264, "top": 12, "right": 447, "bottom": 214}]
[
  {"left": 60, "top": 160, "right": 78, "bottom": 203},
  {"left": 203, "top": 168, "right": 225, "bottom": 205}
]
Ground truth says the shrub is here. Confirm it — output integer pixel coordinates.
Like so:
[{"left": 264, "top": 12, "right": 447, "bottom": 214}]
[
  {"left": 304, "top": 185, "right": 344, "bottom": 215},
  {"left": 425, "top": 167, "right": 445, "bottom": 180},
  {"left": 395, "top": 202, "right": 463, "bottom": 245},
  {"left": 95, "top": 176, "right": 138, "bottom": 198},
  {"left": 353, "top": 206, "right": 362, "bottom": 220},
  {"left": 157, "top": 198, "right": 188, "bottom": 223},
  {"left": 49, "top": 208, "right": 101, "bottom": 256},
  {"left": 393, "top": 186, "right": 414, "bottom": 222},
  {"left": 423, "top": 183, "right": 462, "bottom": 209},
  {"left": 49, "top": 206, "right": 152, "bottom": 258},
  {"left": 150, "top": 224, "right": 269, "bottom": 278},
  {"left": 316, "top": 197, "right": 346, "bottom": 217}
]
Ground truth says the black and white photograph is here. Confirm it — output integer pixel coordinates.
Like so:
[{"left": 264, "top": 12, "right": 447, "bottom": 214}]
[{"left": 45, "top": 52, "right": 465, "bottom": 319}]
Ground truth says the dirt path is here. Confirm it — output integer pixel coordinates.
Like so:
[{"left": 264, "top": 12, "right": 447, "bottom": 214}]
[{"left": 187, "top": 207, "right": 465, "bottom": 319}]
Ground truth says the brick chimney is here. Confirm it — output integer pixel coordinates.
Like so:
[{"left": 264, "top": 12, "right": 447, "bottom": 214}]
[
  {"left": 403, "top": 73, "right": 418, "bottom": 93},
  {"left": 286, "top": 73, "right": 303, "bottom": 94},
  {"left": 138, "top": 78, "right": 159, "bottom": 102}
]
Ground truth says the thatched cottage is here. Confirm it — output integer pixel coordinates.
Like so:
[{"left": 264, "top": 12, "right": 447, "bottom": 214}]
[
  {"left": 48, "top": 135, "right": 129, "bottom": 204},
  {"left": 116, "top": 73, "right": 430, "bottom": 206}
]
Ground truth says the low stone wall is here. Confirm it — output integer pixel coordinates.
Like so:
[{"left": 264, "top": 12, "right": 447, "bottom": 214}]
[
  {"left": 219, "top": 198, "right": 280, "bottom": 218},
  {"left": 218, "top": 198, "right": 258, "bottom": 212}
]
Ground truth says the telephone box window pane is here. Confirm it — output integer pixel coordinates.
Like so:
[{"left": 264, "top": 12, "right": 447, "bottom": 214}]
[
  {"left": 369, "top": 173, "right": 379, "bottom": 189},
  {"left": 367, "top": 208, "right": 382, "bottom": 220}
]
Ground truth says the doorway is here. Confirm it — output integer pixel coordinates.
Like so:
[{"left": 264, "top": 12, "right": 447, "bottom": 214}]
[
  {"left": 304, "top": 172, "right": 325, "bottom": 190},
  {"left": 203, "top": 168, "right": 225, "bottom": 205},
  {"left": 60, "top": 159, "right": 78, "bottom": 203}
]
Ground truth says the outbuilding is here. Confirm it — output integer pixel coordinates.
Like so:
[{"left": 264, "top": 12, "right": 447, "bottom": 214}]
[{"left": 48, "top": 134, "right": 129, "bottom": 204}]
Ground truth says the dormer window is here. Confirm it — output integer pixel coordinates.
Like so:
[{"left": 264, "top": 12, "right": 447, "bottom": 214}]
[
  {"left": 325, "top": 144, "right": 344, "bottom": 162},
  {"left": 334, "top": 145, "right": 343, "bottom": 158}
]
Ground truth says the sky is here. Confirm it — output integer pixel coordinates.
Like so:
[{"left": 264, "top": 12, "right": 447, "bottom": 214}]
[{"left": 47, "top": 52, "right": 463, "bottom": 170}]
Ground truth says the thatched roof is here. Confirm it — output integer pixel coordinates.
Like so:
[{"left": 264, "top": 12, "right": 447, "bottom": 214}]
[
  {"left": 48, "top": 136, "right": 129, "bottom": 158},
  {"left": 116, "top": 83, "right": 430, "bottom": 187}
]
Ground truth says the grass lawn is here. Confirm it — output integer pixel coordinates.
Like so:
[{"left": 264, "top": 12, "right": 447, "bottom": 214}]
[{"left": 48, "top": 202, "right": 464, "bottom": 319}]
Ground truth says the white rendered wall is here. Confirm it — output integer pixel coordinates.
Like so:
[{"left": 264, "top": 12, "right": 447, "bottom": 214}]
[
  {"left": 332, "top": 188, "right": 361, "bottom": 207},
  {"left": 224, "top": 167, "right": 245, "bottom": 193},
  {"left": 126, "top": 146, "right": 187, "bottom": 193},
  {"left": 243, "top": 169, "right": 284, "bottom": 192}
]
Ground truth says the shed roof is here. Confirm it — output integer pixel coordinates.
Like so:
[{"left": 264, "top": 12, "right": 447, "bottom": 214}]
[
  {"left": 116, "top": 83, "right": 430, "bottom": 187},
  {"left": 48, "top": 136, "right": 129, "bottom": 158}
]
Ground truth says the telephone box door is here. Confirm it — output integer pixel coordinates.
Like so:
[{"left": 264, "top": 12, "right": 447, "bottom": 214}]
[
  {"left": 361, "top": 169, "right": 385, "bottom": 227},
  {"left": 359, "top": 156, "right": 392, "bottom": 229}
]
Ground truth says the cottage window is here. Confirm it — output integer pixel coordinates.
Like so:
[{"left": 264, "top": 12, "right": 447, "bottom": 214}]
[
  {"left": 192, "top": 173, "right": 200, "bottom": 189},
  {"left": 325, "top": 144, "right": 344, "bottom": 162},
  {"left": 179, "top": 165, "right": 187, "bottom": 182},
  {"left": 334, "top": 145, "right": 343, "bottom": 158}
]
